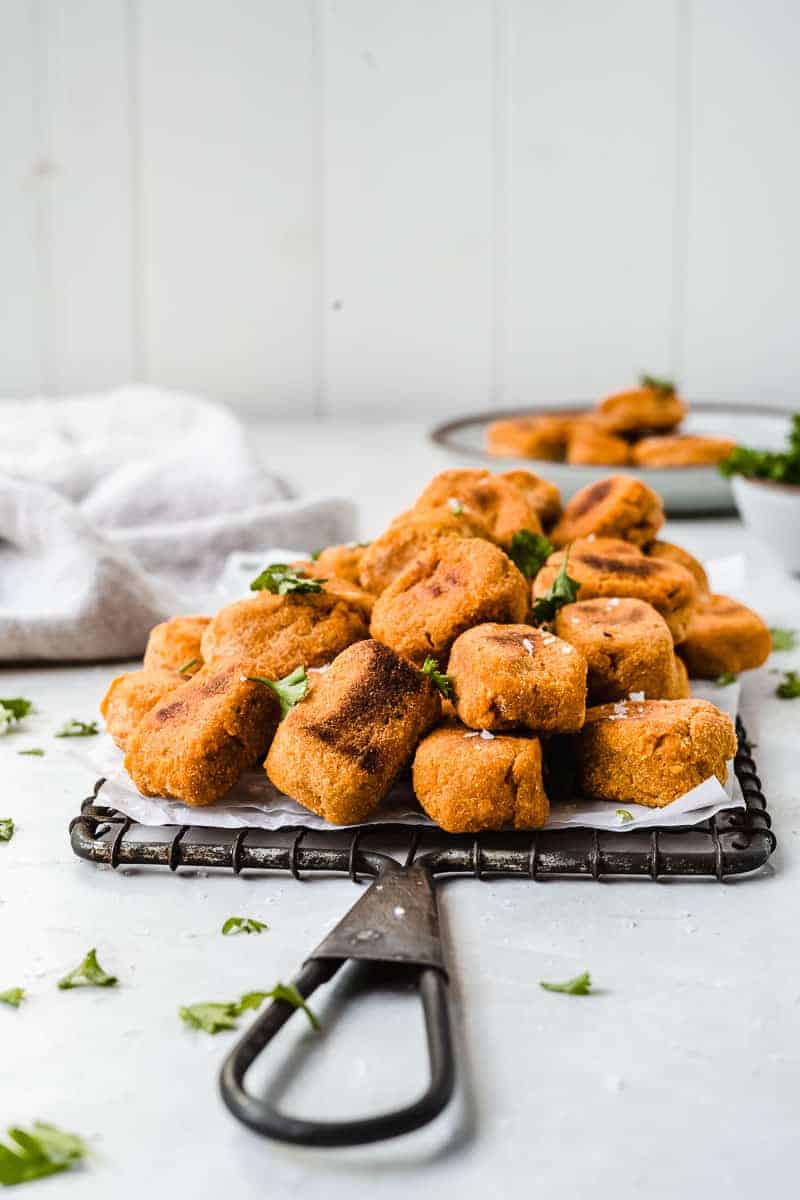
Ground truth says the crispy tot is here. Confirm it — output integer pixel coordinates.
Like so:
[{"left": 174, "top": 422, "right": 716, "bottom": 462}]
[
  {"left": 358, "top": 507, "right": 494, "bottom": 595},
  {"left": 566, "top": 423, "right": 631, "bottom": 466},
  {"left": 669, "top": 653, "right": 691, "bottom": 699},
  {"left": 125, "top": 664, "right": 282, "bottom": 806},
  {"left": 143, "top": 615, "right": 210, "bottom": 674},
  {"left": 411, "top": 469, "right": 543, "bottom": 546},
  {"left": 447, "top": 623, "right": 587, "bottom": 733},
  {"left": 632, "top": 435, "right": 735, "bottom": 468},
  {"left": 645, "top": 539, "right": 709, "bottom": 592},
  {"left": 265, "top": 640, "right": 441, "bottom": 825},
  {"left": 596, "top": 384, "right": 687, "bottom": 435},
  {"left": 312, "top": 543, "right": 368, "bottom": 585},
  {"left": 291, "top": 560, "right": 375, "bottom": 617},
  {"left": 485, "top": 414, "right": 573, "bottom": 461},
  {"left": 370, "top": 537, "right": 529, "bottom": 666},
  {"left": 413, "top": 722, "right": 549, "bottom": 832},
  {"left": 201, "top": 590, "right": 368, "bottom": 677},
  {"left": 550, "top": 475, "right": 664, "bottom": 547},
  {"left": 554, "top": 598, "right": 682, "bottom": 703},
  {"left": 678, "top": 593, "right": 771, "bottom": 678},
  {"left": 573, "top": 698, "right": 737, "bottom": 807},
  {"left": 100, "top": 667, "right": 181, "bottom": 749},
  {"left": 499, "top": 469, "right": 562, "bottom": 529},
  {"left": 534, "top": 545, "right": 698, "bottom": 642}
]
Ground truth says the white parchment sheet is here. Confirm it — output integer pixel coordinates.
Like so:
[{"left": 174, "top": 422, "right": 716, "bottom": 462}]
[{"left": 77, "top": 554, "right": 748, "bottom": 834}]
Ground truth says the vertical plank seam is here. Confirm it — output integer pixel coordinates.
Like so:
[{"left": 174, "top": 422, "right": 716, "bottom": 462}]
[
  {"left": 126, "top": 0, "right": 146, "bottom": 381},
  {"left": 491, "top": 0, "right": 511, "bottom": 409},
  {"left": 311, "top": 0, "right": 326, "bottom": 419},
  {"left": 670, "top": 0, "right": 692, "bottom": 384},
  {"left": 31, "top": 0, "right": 54, "bottom": 393}
]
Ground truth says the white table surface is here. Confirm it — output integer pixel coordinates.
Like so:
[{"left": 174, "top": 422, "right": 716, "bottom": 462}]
[{"left": 2, "top": 421, "right": 799, "bottom": 1198}]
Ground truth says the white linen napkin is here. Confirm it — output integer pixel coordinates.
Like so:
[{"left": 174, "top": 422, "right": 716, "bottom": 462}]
[{"left": 0, "top": 388, "right": 356, "bottom": 661}]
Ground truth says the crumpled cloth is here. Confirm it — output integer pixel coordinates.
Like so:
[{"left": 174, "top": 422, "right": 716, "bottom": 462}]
[{"left": 0, "top": 387, "right": 356, "bottom": 662}]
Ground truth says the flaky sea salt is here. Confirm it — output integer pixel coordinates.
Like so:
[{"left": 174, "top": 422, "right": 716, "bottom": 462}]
[
  {"left": 628, "top": 691, "right": 644, "bottom": 701},
  {"left": 309, "top": 664, "right": 331, "bottom": 674},
  {"left": 561, "top": 644, "right": 573, "bottom": 654},
  {"left": 607, "top": 598, "right": 620, "bottom": 608},
  {"left": 464, "top": 731, "right": 480, "bottom": 739},
  {"left": 522, "top": 638, "right": 534, "bottom": 656},
  {"left": 479, "top": 729, "right": 495, "bottom": 740}
]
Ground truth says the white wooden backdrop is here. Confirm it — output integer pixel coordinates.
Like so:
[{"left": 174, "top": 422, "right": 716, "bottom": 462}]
[{"left": 1, "top": 0, "right": 798, "bottom": 419}]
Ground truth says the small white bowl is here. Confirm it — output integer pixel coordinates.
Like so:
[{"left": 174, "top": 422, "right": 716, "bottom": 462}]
[{"left": 732, "top": 475, "right": 800, "bottom": 573}]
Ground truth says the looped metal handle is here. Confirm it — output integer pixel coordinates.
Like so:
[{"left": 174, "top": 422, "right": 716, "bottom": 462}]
[{"left": 219, "top": 858, "right": 455, "bottom": 1146}]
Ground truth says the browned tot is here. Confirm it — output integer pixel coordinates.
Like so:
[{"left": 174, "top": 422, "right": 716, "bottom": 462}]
[
  {"left": 370, "top": 537, "right": 529, "bottom": 666},
  {"left": 678, "top": 593, "right": 771, "bottom": 678},
  {"left": 143, "top": 615, "right": 210, "bottom": 673},
  {"left": 499, "top": 469, "right": 563, "bottom": 529},
  {"left": 447, "top": 623, "right": 587, "bottom": 733},
  {"left": 125, "top": 665, "right": 282, "bottom": 807},
  {"left": 265, "top": 640, "right": 441, "bottom": 825},
  {"left": 554, "top": 598, "right": 687, "bottom": 704},
  {"left": 632, "top": 435, "right": 735, "bottom": 468},
  {"left": 550, "top": 475, "right": 664, "bottom": 548},
  {"left": 645, "top": 540, "right": 709, "bottom": 592},
  {"left": 201, "top": 589, "right": 368, "bottom": 677},
  {"left": 534, "top": 544, "right": 697, "bottom": 642},
  {"left": 358, "top": 507, "right": 494, "bottom": 595},
  {"left": 574, "top": 699, "right": 737, "bottom": 808},
  {"left": 565, "top": 422, "right": 631, "bottom": 466},
  {"left": 595, "top": 384, "right": 687, "bottom": 435},
  {"left": 413, "top": 723, "right": 549, "bottom": 832},
  {"left": 410, "top": 468, "right": 543, "bottom": 545},
  {"left": 485, "top": 414, "right": 573, "bottom": 461},
  {"left": 311, "top": 542, "right": 368, "bottom": 586},
  {"left": 290, "top": 560, "right": 376, "bottom": 617},
  {"left": 101, "top": 667, "right": 182, "bottom": 749}
]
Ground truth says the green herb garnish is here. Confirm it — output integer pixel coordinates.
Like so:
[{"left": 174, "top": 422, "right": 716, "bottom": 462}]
[
  {"left": 54, "top": 720, "right": 98, "bottom": 738},
  {"left": 640, "top": 373, "right": 675, "bottom": 395},
  {"left": 0, "top": 698, "right": 32, "bottom": 735},
  {"left": 0, "top": 987, "right": 24, "bottom": 1008},
  {"left": 247, "top": 665, "right": 309, "bottom": 719},
  {"left": 249, "top": 563, "right": 325, "bottom": 595},
  {"left": 0, "top": 819, "right": 14, "bottom": 843},
  {"left": 715, "top": 672, "right": 737, "bottom": 687},
  {"left": 310, "top": 548, "right": 323, "bottom": 561},
  {"left": 776, "top": 670, "right": 800, "bottom": 700},
  {"left": 421, "top": 657, "right": 453, "bottom": 698},
  {"left": 0, "top": 1122, "right": 88, "bottom": 1186},
  {"left": 532, "top": 546, "right": 581, "bottom": 623},
  {"left": 615, "top": 809, "right": 634, "bottom": 824},
  {"left": 540, "top": 971, "right": 592, "bottom": 996},
  {"left": 180, "top": 983, "right": 319, "bottom": 1034},
  {"left": 221, "top": 916, "right": 268, "bottom": 936},
  {"left": 177, "top": 657, "right": 200, "bottom": 675},
  {"left": 719, "top": 413, "right": 800, "bottom": 485},
  {"left": 57, "top": 948, "right": 118, "bottom": 990},
  {"left": 770, "top": 627, "right": 797, "bottom": 652},
  {"left": 509, "top": 530, "right": 555, "bottom": 580},
  {"left": 18, "top": 748, "right": 44, "bottom": 757}
]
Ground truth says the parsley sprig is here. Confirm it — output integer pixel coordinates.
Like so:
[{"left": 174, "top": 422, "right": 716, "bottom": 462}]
[
  {"left": 421, "top": 657, "right": 453, "bottom": 698},
  {"left": 776, "top": 670, "right": 800, "bottom": 700},
  {"left": 177, "top": 656, "right": 200, "bottom": 675},
  {"left": 719, "top": 413, "right": 800, "bottom": 485},
  {"left": 54, "top": 720, "right": 98, "bottom": 738},
  {"left": 0, "top": 1122, "right": 88, "bottom": 1186},
  {"left": 250, "top": 563, "right": 325, "bottom": 595},
  {"left": 57, "top": 948, "right": 118, "bottom": 990},
  {"left": 180, "top": 983, "right": 319, "bottom": 1034},
  {"left": 615, "top": 809, "right": 634, "bottom": 824},
  {"left": 247, "top": 665, "right": 309, "bottom": 719},
  {"left": 0, "top": 819, "right": 14, "bottom": 843},
  {"left": 0, "top": 987, "right": 24, "bottom": 1008},
  {"left": 770, "top": 627, "right": 797, "bottom": 652},
  {"left": 221, "top": 916, "right": 268, "bottom": 936},
  {"left": 0, "top": 698, "right": 32, "bottom": 735},
  {"left": 715, "top": 672, "right": 737, "bottom": 687},
  {"left": 540, "top": 971, "right": 592, "bottom": 996},
  {"left": 640, "top": 373, "right": 676, "bottom": 396},
  {"left": 508, "top": 530, "right": 554, "bottom": 580},
  {"left": 532, "top": 546, "right": 581, "bottom": 623}
]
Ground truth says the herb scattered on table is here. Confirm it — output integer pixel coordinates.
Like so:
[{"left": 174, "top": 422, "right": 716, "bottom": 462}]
[
  {"left": 177, "top": 657, "right": 199, "bottom": 675},
  {"left": 249, "top": 563, "right": 325, "bottom": 595},
  {"left": 770, "top": 627, "right": 797, "bottom": 652},
  {"left": 718, "top": 412, "right": 800, "bottom": 485},
  {"left": 0, "top": 819, "right": 14, "bottom": 842},
  {"left": 180, "top": 984, "right": 319, "bottom": 1034},
  {"left": 54, "top": 720, "right": 98, "bottom": 738},
  {"left": 247, "top": 665, "right": 309, "bottom": 719},
  {"left": 18, "top": 748, "right": 44, "bottom": 757},
  {"left": 57, "top": 948, "right": 118, "bottom": 990},
  {"left": 0, "top": 987, "right": 24, "bottom": 1008},
  {"left": 540, "top": 971, "right": 592, "bottom": 996},
  {"left": 221, "top": 916, "right": 268, "bottom": 936},
  {"left": 640, "top": 373, "right": 675, "bottom": 395},
  {"left": 508, "top": 530, "right": 554, "bottom": 580},
  {"left": 715, "top": 672, "right": 737, "bottom": 687},
  {"left": 421, "top": 657, "right": 453, "bottom": 698},
  {"left": 0, "top": 698, "right": 33, "bottom": 735},
  {"left": 532, "top": 546, "right": 581, "bottom": 623},
  {"left": 0, "top": 1122, "right": 88, "bottom": 1186},
  {"left": 615, "top": 809, "right": 634, "bottom": 824},
  {"left": 776, "top": 670, "right": 800, "bottom": 700}
]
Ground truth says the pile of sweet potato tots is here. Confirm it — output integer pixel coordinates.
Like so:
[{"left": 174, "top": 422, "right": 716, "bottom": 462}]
[{"left": 101, "top": 469, "right": 771, "bottom": 831}]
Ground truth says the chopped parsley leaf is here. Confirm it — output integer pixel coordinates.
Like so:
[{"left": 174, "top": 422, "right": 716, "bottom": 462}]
[
  {"left": 540, "top": 971, "right": 592, "bottom": 996},
  {"left": 180, "top": 984, "right": 319, "bottom": 1034},
  {"left": 0, "top": 819, "right": 14, "bottom": 843},
  {"left": 54, "top": 720, "right": 98, "bottom": 738},
  {"left": 0, "top": 1122, "right": 88, "bottom": 1186},
  {"left": 532, "top": 546, "right": 581, "bottom": 623},
  {"left": 57, "top": 948, "right": 117, "bottom": 990},
  {"left": 715, "top": 672, "right": 737, "bottom": 687},
  {"left": 0, "top": 987, "right": 24, "bottom": 1008},
  {"left": 249, "top": 563, "right": 325, "bottom": 595},
  {"left": 221, "top": 916, "right": 268, "bottom": 936},
  {"left": 776, "top": 670, "right": 800, "bottom": 700},
  {"left": 247, "top": 665, "right": 309, "bottom": 718},
  {"left": 770, "top": 627, "right": 797, "bottom": 652},
  {"left": 639, "top": 373, "right": 676, "bottom": 396},
  {"left": 177, "top": 657, "right": 200, "bottom": 675},
  {"left": 18, "top": 748, "right": 44, "bottom": 757},
  {"left": 615, "top": 809, "right": 634, "bottom": 824},
  {"left": 508, "top": 529, "right": 554, "bottom": 580},
  {"left": 421, "top": 657, "right": 453, "bottom": 698},
  {"left": 0, "top": 698, "right": 32, "bottom": 735}
]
